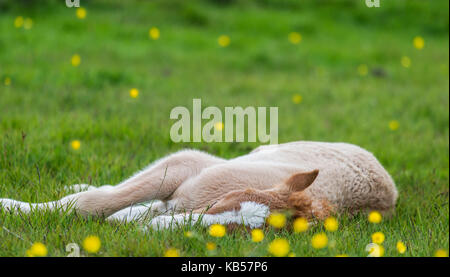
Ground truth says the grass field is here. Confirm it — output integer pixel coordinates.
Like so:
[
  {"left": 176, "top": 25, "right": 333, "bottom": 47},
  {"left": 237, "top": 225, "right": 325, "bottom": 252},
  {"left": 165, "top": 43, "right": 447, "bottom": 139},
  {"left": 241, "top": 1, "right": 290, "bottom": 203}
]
[{"left": 0, "top": 0, "right": 448, "bottom": 257}]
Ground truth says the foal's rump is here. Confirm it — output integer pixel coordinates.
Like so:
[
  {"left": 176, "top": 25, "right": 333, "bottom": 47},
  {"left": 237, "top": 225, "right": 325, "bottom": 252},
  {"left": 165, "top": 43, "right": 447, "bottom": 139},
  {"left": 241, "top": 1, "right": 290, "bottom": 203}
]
[
  {"left": 238, "top": 141, "right": 398, "bottom": 213},
  {"left": 281, "top": 141, "right": 398, "bottom": 213}
]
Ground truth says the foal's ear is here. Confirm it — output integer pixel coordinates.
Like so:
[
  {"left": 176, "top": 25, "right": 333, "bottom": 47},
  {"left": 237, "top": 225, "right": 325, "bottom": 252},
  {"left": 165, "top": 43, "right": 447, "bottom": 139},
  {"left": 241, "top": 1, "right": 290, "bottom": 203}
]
[{"left": 284, "top": 170, "right": 319, "bottom": 192}]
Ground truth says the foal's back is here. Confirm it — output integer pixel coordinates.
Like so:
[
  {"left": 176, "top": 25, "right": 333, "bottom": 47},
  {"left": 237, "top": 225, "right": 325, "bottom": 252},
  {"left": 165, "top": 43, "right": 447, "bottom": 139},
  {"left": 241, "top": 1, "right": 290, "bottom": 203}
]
[{"left": 226, "top": 141, "right": 398, "bottom": 212}]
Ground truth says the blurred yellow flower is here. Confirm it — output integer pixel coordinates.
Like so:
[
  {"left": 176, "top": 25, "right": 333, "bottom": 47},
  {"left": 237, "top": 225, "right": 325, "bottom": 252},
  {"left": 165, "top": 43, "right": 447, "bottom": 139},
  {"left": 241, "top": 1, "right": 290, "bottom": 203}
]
[
  {"left": 292, "top": 94, "right": 302, "bottom": 104},
  {"left": 149, "top": 27, "right": 160, "bottom": 40},
  {"left": 389, "top": 120, "right": 400, "bottom": 131},
  {"left": 267, "top": 212, "right": 286, "bottom": 228},
  {"left": 71, "top": 54, "right": 81, "bottom": 67},
  {"left": 293, "top": 217, "right": 308, "bottom": 233},
  {"left": 366, "top": 243, "right": 384, "bottom": 257},
  {"left": 70, "top": 140, "right": 81, "bottom": 150},
  {"left": 218, "top": 35, "right": 230, "bottom": 47},
  {"left": 371, "top": 232, "right": 385, "bottom": 244},
  {"left": 26, "top": 242, "right": 48, "bottom": 257},
  {"left": 164, "top": 248, "right": 180, "bottom": 257},
  {"left": 288, "top": 32, "right": 302, "bottom": 44},
  {"left": 23, "top": 18, "right": 33, "bottom": 30},
  {"left": 368, "top": 211, "right": 382, "bottom": 223},
  {"left": 251, "top": 229, "right": 264, "bottom": 243},
  {"left": 214, "top": 122, "right": 224, "bottom": 131},
  {"left": 434, "top": 249, "right": 448, "bottom": 257},
  {"left": 82, "top": 235, "right": 101, "bottom": 253},
  {"left": 76, "top": 7, "right": 87, "bottom": 19},
  {"left": 4, "top": 77, "right": 11, "bottom": 86},
  {"left": 209, "top": 224, "right": 226, "bottom": 237},
  {"left": 184, "top": 231, "right": 193, "bottom": 238},
  {"left": 324, "top": 217, "right": 338, "bottom": 232},
  {"left": 268, "top": 238, "right": 290, "bottom": 257},
  {"left": 357, "top": 64, "right": 369, "bottom": 76},
  {"left": 206, "top": 242, "right": 217, "bottom": 251},
  {"left": 335, "top": 254, "right": 349, "bottom": 257},
  {"left": 396, "top": 241, "right": 407, "bottom": 254},
  {"left": 288, "top": 252, "right": 296, "bottom": 257},
  {"left": 129, "top": 88, "right": 139, "bottom": 98},
  {"left": 413, "top": 36, "right": 424, "bottom": 50},
  {"left": 311, "top": 233, "right": 328, "bottom": 249},
  {"left": 401, "top": 56, "right": 411, "bottom": 68},
  {"left": 14, "top": 16, "right": 24, "bottom": 28}
]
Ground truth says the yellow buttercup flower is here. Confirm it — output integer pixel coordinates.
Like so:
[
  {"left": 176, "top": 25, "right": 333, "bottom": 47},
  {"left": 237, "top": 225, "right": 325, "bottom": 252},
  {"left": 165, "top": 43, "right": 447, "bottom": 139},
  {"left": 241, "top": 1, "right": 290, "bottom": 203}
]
[
  {"left": 214, "top": 122, "right": 224, "bottom": 131},
  {"left": 4, "top": 77, "right": 11, "bottom": 86},
  {"left": 149, "top": 27, "right": 160, "bottom": 40},
  {"left": 129, "top": 88, "right": 139, "bottom": 98},
  {"left": 434, "top": 249, "right": 448, "bottom": 257},
  {"left": 82, "top": 235, "right": 101, "bottom": 253},
  {"left": 206, "top": 242, "right": 217, "bottom": 251},
  {"left": 357, "top": 64, "right": 369, "bottom": 76},
  {"left": 401, "top": 56, "right": 411, "bottom": 68},
  {"left": 251, "top": 229, "right": 264, "bottom": 243},
  {"left": 366, "top": 243, "right": 384, "bottom": 257},
  {"left": 371, "top": 232, "right": 385, "bottom": 244},
  {"left": 413, "top": 36, "right": 424, "bottom": 50},
  {"left": 184, "top": 231, "right": 193, "bottom": 238},
  {"left": 311, "top": 233, "right": 328, "bottom": 249},
  {"left": 368, "top": 211, "right": 382, "bottom": 223},
  {"left": 292, "top": 94, "right": 302, "bottom": 104},
  {"left": 76, "top": 7, "right": 87, "bottom": 19},
  {"left": 324, "top": 217, "right": 338, "bottom": 232},
  {"left": 164, "top": 248, "right": 180, "bottom": 257},
  {"left": 26, "top": 242, "right": 48, "bottom": 257},
  {"left": 218, "top": 35, "right": 230, "bottom": 47},
  {"left": 396, "top": 241, "right": 407, "bottom": 254},
  {"left": 389, "top": 120, "right": 399, "bottom": 131},
  {"left": 14, "top": 16, "right": 24, "bottom": 28},
  {"left": 71, "top": 54, "right": 81, "bottom": 67},
  {"left": 288, "top": 32, "right": 302, "bottom": 44},
  {"left": 268, "top": 238, "right": 290, "bottom": 257},
  {"left": 209, "top": 224, "right": 226, "bottom": 238},
  {"left": 70, "top": 140, "right": 81, "bottom": 150},
  {"left": 293, "top": 217, "right": 308, "bottom": 233},
  {"left": 23, "top": 18, "right": 33, "bottom": 30},
  {"left": 267, "top": 212, "right": 286, "bottom": 228}
]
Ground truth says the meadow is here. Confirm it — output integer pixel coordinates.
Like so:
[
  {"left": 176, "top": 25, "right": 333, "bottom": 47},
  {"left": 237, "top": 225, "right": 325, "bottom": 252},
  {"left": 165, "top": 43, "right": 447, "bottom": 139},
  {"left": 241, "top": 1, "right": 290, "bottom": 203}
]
[{"left": 0, "top": 0, "right": 448, "bottom": 257}]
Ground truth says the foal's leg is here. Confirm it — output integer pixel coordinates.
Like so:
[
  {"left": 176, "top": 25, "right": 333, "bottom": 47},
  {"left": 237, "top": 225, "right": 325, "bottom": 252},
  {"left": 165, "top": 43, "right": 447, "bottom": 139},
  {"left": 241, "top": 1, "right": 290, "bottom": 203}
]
[
  {"left": 0, "top": 150, "right": 225, "bottom": 218},
  {"left": 169, "top": 162, "right": 298, "bottom": 211},
  {"left": 64, "top": 184, "right": 114, "bottom": 193},
  {"left": 0, "top": 185, "right": 114, "bottom": 214},
  {"left": 106, "top": 204, "right": 155, "bottom": 223}
]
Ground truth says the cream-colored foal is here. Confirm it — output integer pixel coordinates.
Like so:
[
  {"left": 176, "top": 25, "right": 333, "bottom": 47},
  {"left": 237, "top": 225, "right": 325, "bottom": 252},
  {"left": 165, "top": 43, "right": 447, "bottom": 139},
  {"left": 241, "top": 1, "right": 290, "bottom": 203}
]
[{"left": 0, "top": 141, "right": 398, "bottom": 229}]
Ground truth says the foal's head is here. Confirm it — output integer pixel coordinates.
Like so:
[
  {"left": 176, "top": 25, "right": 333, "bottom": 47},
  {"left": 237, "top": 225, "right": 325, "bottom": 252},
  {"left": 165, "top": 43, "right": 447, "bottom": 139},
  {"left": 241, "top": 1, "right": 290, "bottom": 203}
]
[{"left": 206, "top": 170, "right": 332, "bottom": 220}]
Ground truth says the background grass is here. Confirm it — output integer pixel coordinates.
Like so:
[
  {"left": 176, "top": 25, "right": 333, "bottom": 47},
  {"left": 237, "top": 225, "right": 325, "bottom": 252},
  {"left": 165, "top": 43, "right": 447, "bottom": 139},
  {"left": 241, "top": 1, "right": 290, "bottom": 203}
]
[{"left": 0, "top": 0, "right": 448, "bottom": 257}]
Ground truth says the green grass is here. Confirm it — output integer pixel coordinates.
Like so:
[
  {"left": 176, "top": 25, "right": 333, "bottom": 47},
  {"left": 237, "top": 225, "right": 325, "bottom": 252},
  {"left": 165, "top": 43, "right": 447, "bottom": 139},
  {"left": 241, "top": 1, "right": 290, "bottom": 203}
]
[{"left": 0, "top": 0, "right": 448, "bottom": 257}]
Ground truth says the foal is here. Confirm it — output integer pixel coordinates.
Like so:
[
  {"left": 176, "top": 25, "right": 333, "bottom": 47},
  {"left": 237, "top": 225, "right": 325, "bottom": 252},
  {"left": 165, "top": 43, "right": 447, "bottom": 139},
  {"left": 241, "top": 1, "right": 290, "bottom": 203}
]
[{"left": 0, "top": 141, "right": 398, "bottom": 229}]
